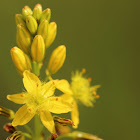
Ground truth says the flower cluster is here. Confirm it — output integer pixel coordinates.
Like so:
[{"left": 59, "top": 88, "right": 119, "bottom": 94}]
[{"left": 0, "top": 4, "right": 102, "bottom": 140}]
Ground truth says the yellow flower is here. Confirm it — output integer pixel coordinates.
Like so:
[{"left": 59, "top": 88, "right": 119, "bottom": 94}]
[
  {"left": 7, "top": 71, "right": 72, "bottom": 134},
  {"left": 55, "top": 69, "right": 100, "bottom": 129}
]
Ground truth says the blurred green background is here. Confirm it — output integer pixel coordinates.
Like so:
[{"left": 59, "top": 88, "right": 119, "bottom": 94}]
[{"left": 0, "top": 0, "right": 140, "bottom": 139}]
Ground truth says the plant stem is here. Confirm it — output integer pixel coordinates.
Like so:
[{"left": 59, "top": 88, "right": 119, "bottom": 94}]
[
  {"left": 32, "top": 63, "right": 44, "bottom": 140},
  {"left": 33, "top": 115, "right": 44, "bottom": 140},
  {"left": 24, "top": 124, "right": 33, "bottom": 135},
  {"left": 32, "top": 61, "right": 40, "bottom": 77},
  {"left": 23, "top": 132, "right": 32, "bottom": 139}
]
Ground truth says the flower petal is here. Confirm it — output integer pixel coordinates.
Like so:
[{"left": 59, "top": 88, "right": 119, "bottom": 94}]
[
  {"left": 61, "top": 94, "right": 74, "bottom": 104},
  {"left": 23, "top": 70, "right": 41, "bottom": 94},
  {"left": 41, "top": 81, "right": 55, "bottom": 97},
  {"left": 71, "top": 100, "right": 79, "bottom": 128},
  {"left": 47, "top": 97, "right": 72, "bottom": 114},
  {"left": 12, "top": 105, "right": 35, "bottom": 126},
  {"left": 55, "top": 80, "right": 73, "bottom": 95},
  {"left": 7, "top": 93, "right": 26, "bottom": 104},
  {"left": 40, "top": 110, "right": 55, "bottom": 134}
]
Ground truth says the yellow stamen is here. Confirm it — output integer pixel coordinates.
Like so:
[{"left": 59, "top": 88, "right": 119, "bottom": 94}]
[
  {"left": 88, "top": 77, "right": 92, "bottom": 82},
  {"left": 95, "top": 95, "right": 100, "bottom": 99},
  {"left": 82, "top": 68, "right": 86, "bottom": 74},
  {"left": 93, "top": 91, "right": 97, "bottom": 96}
]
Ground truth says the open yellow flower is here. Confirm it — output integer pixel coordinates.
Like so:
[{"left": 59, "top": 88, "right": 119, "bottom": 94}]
[
  {"left": 7, "top": 70, "right": 72, "bottom": 134},
  {"left": 55, "top": 69, "right": 100, "bottom": 129}
]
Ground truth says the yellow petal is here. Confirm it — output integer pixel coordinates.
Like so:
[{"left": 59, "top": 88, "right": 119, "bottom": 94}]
[
  {"left": 7, "top": 93, "right": 26, "bottom": 104},
  {"left": 41, "top": 80, "right": 55, "bottom": 97},
  {"left": 61, "top": 94, "right": 74, "bottom": 104},
  {"left": 12, "top": 105, "right": 35, "bottom": 126},
  {"left": 40, "top": 110, "right": 55, "bottom": 134},
  {"left": 23, "top": 70, "right": 41, "bottom": 94},
  {"left": 71, "top": 100, "right": 79, "bottom": 129},
  {"left": 46, "top": 97, "right": 72, "bottom": 114},
  {"left": 55, "top": 80, "right": 73, "bottom": 95}
]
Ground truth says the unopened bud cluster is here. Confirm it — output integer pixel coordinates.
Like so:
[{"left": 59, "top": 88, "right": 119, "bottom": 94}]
[{"left": 11, "top": 4, "right": 66, "bottom": 76}]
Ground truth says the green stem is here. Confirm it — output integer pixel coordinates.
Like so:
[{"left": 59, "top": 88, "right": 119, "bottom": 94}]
[
  {"left": 33, "top": 115, "right": 44, "bottom": 140},
  {"left": 32, "top": 61, "right": 40, "bottom": 77},
  {"left": 45, "top": 73, "right": 51, "bottom": 82},
  {"left": 32, "top": 63, "right": 44, "bottom": 140},
  {"left": 24, "top": 124, "right": 33, "bottom": 135},
  {"left": 23, "top": 132, "right": 32, "bottom": 139}
]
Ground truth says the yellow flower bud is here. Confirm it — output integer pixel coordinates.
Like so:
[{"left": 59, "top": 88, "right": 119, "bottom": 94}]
[
  {"left": 16, "top": 24, "right": 32, "bottom": 54},
  {"left": 37, "top": 20, "right": 49, "bottom": 41},
  {"left": 45, "top": 22, "right": 57, "bottom": 48},
  {"left": 6, "top": 131, "right": 25, "bottom": 140},
  {"left": 31, "top": 35, "right": 45, "bottom": 62},
  {"left": 11, "top": 47, "right": 31, "bottom": 75},
  {"left": 22, "top": 6, "right": 33, "bottom": 20},
  {"left": 33, "top": 4, "right": 42, "bottom": 23},
  {"left": 15, "top": 14, "right": 26, "bottom": 26},
  {"left": 40, "top": 8, "right": 51, "bottom": 23},
  {"left": 0, "top": 106, "right": 14, "bottom": 120},
  {"left": 26, "top": 15, "right": 38, "bottom": 35},
  {"left": 48, "top": 45, "right": 66, "bottom": 74}
]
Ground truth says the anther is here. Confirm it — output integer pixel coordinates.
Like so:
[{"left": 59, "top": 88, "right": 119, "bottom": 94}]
[
  {"left": 95, "top": 95, "right": 100, "bottom": 99},
  {"left": 93, "top": 91, "right": 97, "bottom": 96},
  {"left": 82, "top": 68, "right": 86, "bottom": 74},
  {"left": 88, "top": 77, "right": 92, "bottom": 82}
]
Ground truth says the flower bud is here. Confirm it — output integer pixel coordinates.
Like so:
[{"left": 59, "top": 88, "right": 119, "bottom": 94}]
[
  {"left": 40, "top": 8, "right": 51, "bottom": 23},
  {"left": 0, "top": 106, "right": 14, "bottom": 120},
  {"left": 48, "top": 45, "right": 66, "bottom": 74},
  {"left": 70, "top": 131, "right": 103, "bottom": 140},
  {"left": 55, "top": 123, "right": 71, "bottom": 136},
  {"left": 3, "top": 123, "right": 17, "bottom": 133},
  {"left": 16, "top": 24, "right": 32, "bottom": 54},
  {"left": 31, "top": 35, "right": 45, "bottom": 62},
  {"left": 26, "top": 15, "right": 38, "bottom": 35},
  {"left": 45, "top": 22, "right": 57, "bottom": 48},
  {"left": 22, "top": 6, "right": 33, "bottom": 20},
  {"left": 15, "top": 14, "right": 26, "bottom": 26},
  {"left": 6, "top": 131, "right": 25, "bottom": 140},
  {"left": 53, "top": 116, "right": 74, "bottom": 126},
  {"left": 33, "top": 4, "right": 42, "bottom": 23},
  {"left": 54, "top": 116, "right": 73, "bottom": 136},
  {"left": 11, "top": 47, "right": 31, "bottom": 75},
  {"left": 37, "top": 20, "right": 49, "bottom": 41}
]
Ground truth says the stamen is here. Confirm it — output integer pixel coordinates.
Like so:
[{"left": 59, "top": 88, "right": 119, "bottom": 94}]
[
  {"left": 95, "top": 95, "right": 100, "bottom": 99},
  {"left": 93, "top": 91, "right": 97, "bottom": 96},
  {"left": 88, "top": 77, "right": 92, "bottom": 82},
  {"left": 82, "top": 68, "right": 86, "bottom": 74}
]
